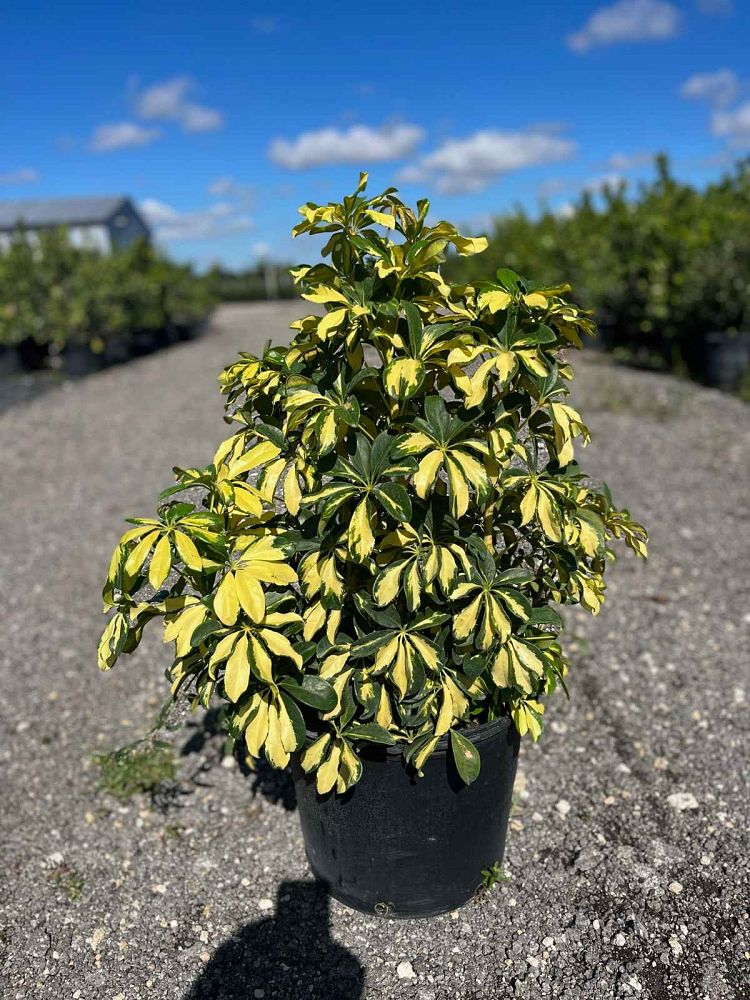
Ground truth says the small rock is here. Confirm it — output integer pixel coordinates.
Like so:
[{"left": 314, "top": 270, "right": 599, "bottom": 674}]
[
  {"left": 89, "top": 928, "right": 107, "bottom": 952},
  {"left": 257, "top": 898, "right": 273, "bottom": 911},
  {"left": 574, "top": 848, "right": 600, "bottom": 872},
  {"left": 542, "top": 936, "right": 555, "bottom": 948},
  {"left": 614, "top": 933, "right": 627, "bottom": 947},
  {"left": 151, "top": 883, "right": 167, "bottom": 894},
  {"left": 667, "top": 792, "right": 698, "bottom": 812},
  {"left": 254, "top": 990, "right": 265, "bottom": 999},
  {"left": 221, "top": 755, "right": 236, "bottom": 769},
  {"left": 397, "top": 960, "right": 416, "bottom": 980},
  {"left": 555, "top": 799, "right": 571, "bottom": 818}
]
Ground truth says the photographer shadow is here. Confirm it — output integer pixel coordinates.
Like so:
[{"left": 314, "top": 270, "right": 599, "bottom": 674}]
[
  {"left": 184, "top": 880, "right": 364, "bottom": 1000},
  {"left": 180, "top": 708, "right": 297, "bottom": 811}
]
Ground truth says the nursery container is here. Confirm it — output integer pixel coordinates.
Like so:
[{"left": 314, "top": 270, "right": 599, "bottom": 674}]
[
  {"left": 292, "top": 716, "right": 520, "bottom": 918},
  {"left": 702, "top": 331, "right": 750, "bottom": 390}
]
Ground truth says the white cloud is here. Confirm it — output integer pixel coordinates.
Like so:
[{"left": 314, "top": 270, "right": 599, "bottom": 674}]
[
  {"left": 711, "top": 101, "right": 750, "bottom": 146},
  {"left": 538, "top": 178, "right": 569, "bottom": 199},
  {"left": 268, "top": 123, "right": 424, "bottom": 169},
  {"left": 208, "top": 176, "right": 236, "bottom": 197},
  {"left": 555, "top": 202, "right": 577, "bottom": 219},
  {"left": 180, "top": 104, "right": 223, "bottom": 132},
  {"left": 567, "top": 0, "right": 680, "bottom": 52},
  {"left": 251, "top": 16, "right": 278, "bottom": 33},
  {"left": 207, "top": 176, "right": 254, "bottom": 205},
  {"left": 680, "top": 69, "right": 739, "bottom": 107},
  {"left": 135, "top": 76, "right": 223, "bottom": 133},
  {"left": 140, "top": 198, "right": 253, "bottom": 242},
  {"left": 583, "top": 172, "right": 625, "bottom": 193},
  {"left": 605, "top": 150, "right": 655, "bottom": 170},
  {"left": 0, "top": 167, "right": 39, "bottom": 185},
  {"left": 399, "top": 128, "right": 577, "bottom": 195},
  {"left": 90, "top": 122, "right": 160, "bottom": 152}
]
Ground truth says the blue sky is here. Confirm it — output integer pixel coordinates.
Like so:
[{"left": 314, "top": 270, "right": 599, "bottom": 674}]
[{"left": 1, "top": 0, "right": 749, "bottom": 269}]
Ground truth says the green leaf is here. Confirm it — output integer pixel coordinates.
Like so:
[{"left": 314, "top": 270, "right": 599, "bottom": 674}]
[
  {"left": 190, "top": 619, "right": 223, "bottom": 648},
  {"left": 255, "top": 422, "right": 287, "bottom": 449},
  {"left": 345, "top": 722, "right": 396, "bottom": 745},
  {"left": 494, "top": 567, "right": 535, "bottom": 586},
  {"left": 495, "top": 267, "right": 521, "bottom": 290},
  {"left": 404, "top": 302, "right": 423, "bottom": 355},
  {"left": 450, "top": 729, "right": 481, "bottom": 785},
  {"left": 350, "top": 630, "right": 391, "bottom": 658},
  {"left": 383, "top": 357, "right": 426, "bottom": 400},
  {"left": 278, "top": 676, "right": 337, "bottom": 712},
  {"left": 279, "top": 691, "right": 307, "bottom": 749},
  {"left": 367, "top": 431, "right": 394, "bottom": 478},
  {"left": 526, "top": 606, "right": 562, "bottom": 627},
  {"left": 463, "top": 653, "right": 488, "bottom": 681},
  {"left": 373, "top": 483, "right": 412, "bottom": 521}
]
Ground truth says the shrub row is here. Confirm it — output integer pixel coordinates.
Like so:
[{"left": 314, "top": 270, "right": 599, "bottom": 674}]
[
  {"left": 0, "top": 229, "right": 216, "bottom": 369},
  {"left": 205, "top": 263, "right": 297, "bottom": 302},
  {"left": 446, "top": 156, "right": 750, "bottom": 389}
]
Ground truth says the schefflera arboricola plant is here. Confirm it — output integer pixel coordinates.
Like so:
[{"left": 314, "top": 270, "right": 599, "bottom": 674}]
[{"left": 98, "top": 174, "right": 648, "bottom": 794}]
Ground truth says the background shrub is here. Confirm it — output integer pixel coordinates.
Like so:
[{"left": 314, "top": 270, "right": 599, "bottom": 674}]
[
  {"left": 0, "top": 230, "right": 216, "bottom": 353},
  {"left": 446, "top": 156, "right": 750, "bottom": 381}
]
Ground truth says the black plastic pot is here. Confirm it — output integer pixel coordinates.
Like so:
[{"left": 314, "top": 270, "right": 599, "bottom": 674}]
[
  {"left": 17, "top": 338, "right": 50, "bottom": 371},
  {"left": 701, "top": 331, "right": 750, "bottom": 390},
  {"left": 0, "top": 346, "right": 21, "bottom": 378},
  {"left": 62, "top": 344, "right": 105, "bottom": 377},
  {"left": 128, "top": 329, "right": 158, "bottom": 357},
  {"left": 292, "top": 716, "right": 520, "bottom": 919}
]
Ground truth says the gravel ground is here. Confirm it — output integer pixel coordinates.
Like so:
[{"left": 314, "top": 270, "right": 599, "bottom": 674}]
[{"left": 1, "top": 303, "right": 748, "bottom": 1000}]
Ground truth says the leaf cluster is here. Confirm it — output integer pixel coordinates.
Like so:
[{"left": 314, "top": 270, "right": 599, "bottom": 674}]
[{"left": 99, "top": 174, "right": 647, "bottom": 794}]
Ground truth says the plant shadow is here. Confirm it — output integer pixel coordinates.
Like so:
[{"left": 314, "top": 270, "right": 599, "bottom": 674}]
[
  {"left": 184, "top": 880, "right": 364, "bottom": 1000},
  {"left": 180, "top": 707, "right": 298, "bottom": 811}
]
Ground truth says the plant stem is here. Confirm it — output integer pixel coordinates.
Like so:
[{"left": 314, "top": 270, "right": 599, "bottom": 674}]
[{"left": 483, "top": 500, "right": 495, "bottom": 553}]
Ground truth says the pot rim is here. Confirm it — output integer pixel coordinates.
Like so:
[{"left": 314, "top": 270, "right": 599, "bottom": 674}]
[{"left": 303, "top": 712, "right": 515, "bottom": 760}]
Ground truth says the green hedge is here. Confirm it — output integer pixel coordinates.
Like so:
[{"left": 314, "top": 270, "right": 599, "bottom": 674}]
[
  {"left": 205, "top": 263, "right": 297, "bottom": 302},
  {"left": 446, "top": 156, "right": 750, "bottom": 376},
  {"left": 0, "top": 230, "right": 216, "bottom": 350}
]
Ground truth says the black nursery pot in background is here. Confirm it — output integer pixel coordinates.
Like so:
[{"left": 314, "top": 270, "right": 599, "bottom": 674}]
[
  {"left": 701, "top": 331, "right": 750, "bottom": 391},
  {"left": 292, "top": 716, "right": 520, "bottom": 919}
]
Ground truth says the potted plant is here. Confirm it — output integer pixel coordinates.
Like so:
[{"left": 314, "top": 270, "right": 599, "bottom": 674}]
[{"left": 98, "top": 175, "right": 647, "bottom": 918}]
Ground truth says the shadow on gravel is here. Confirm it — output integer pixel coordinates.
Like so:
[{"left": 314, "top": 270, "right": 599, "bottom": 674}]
[
  {"left": 184, "top": 880, "right": 364, "bottom": 1000},
  {"left": 242, "top": 756, "right": 297, "bottom": 811},
  {"left": 181, "top": 708, "right": 298, "bottom": 811}
]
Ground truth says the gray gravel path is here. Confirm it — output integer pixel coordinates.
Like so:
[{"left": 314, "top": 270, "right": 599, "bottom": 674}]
[{"left": 1, "top": 304, "right": 748, "bottom": 1000}]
